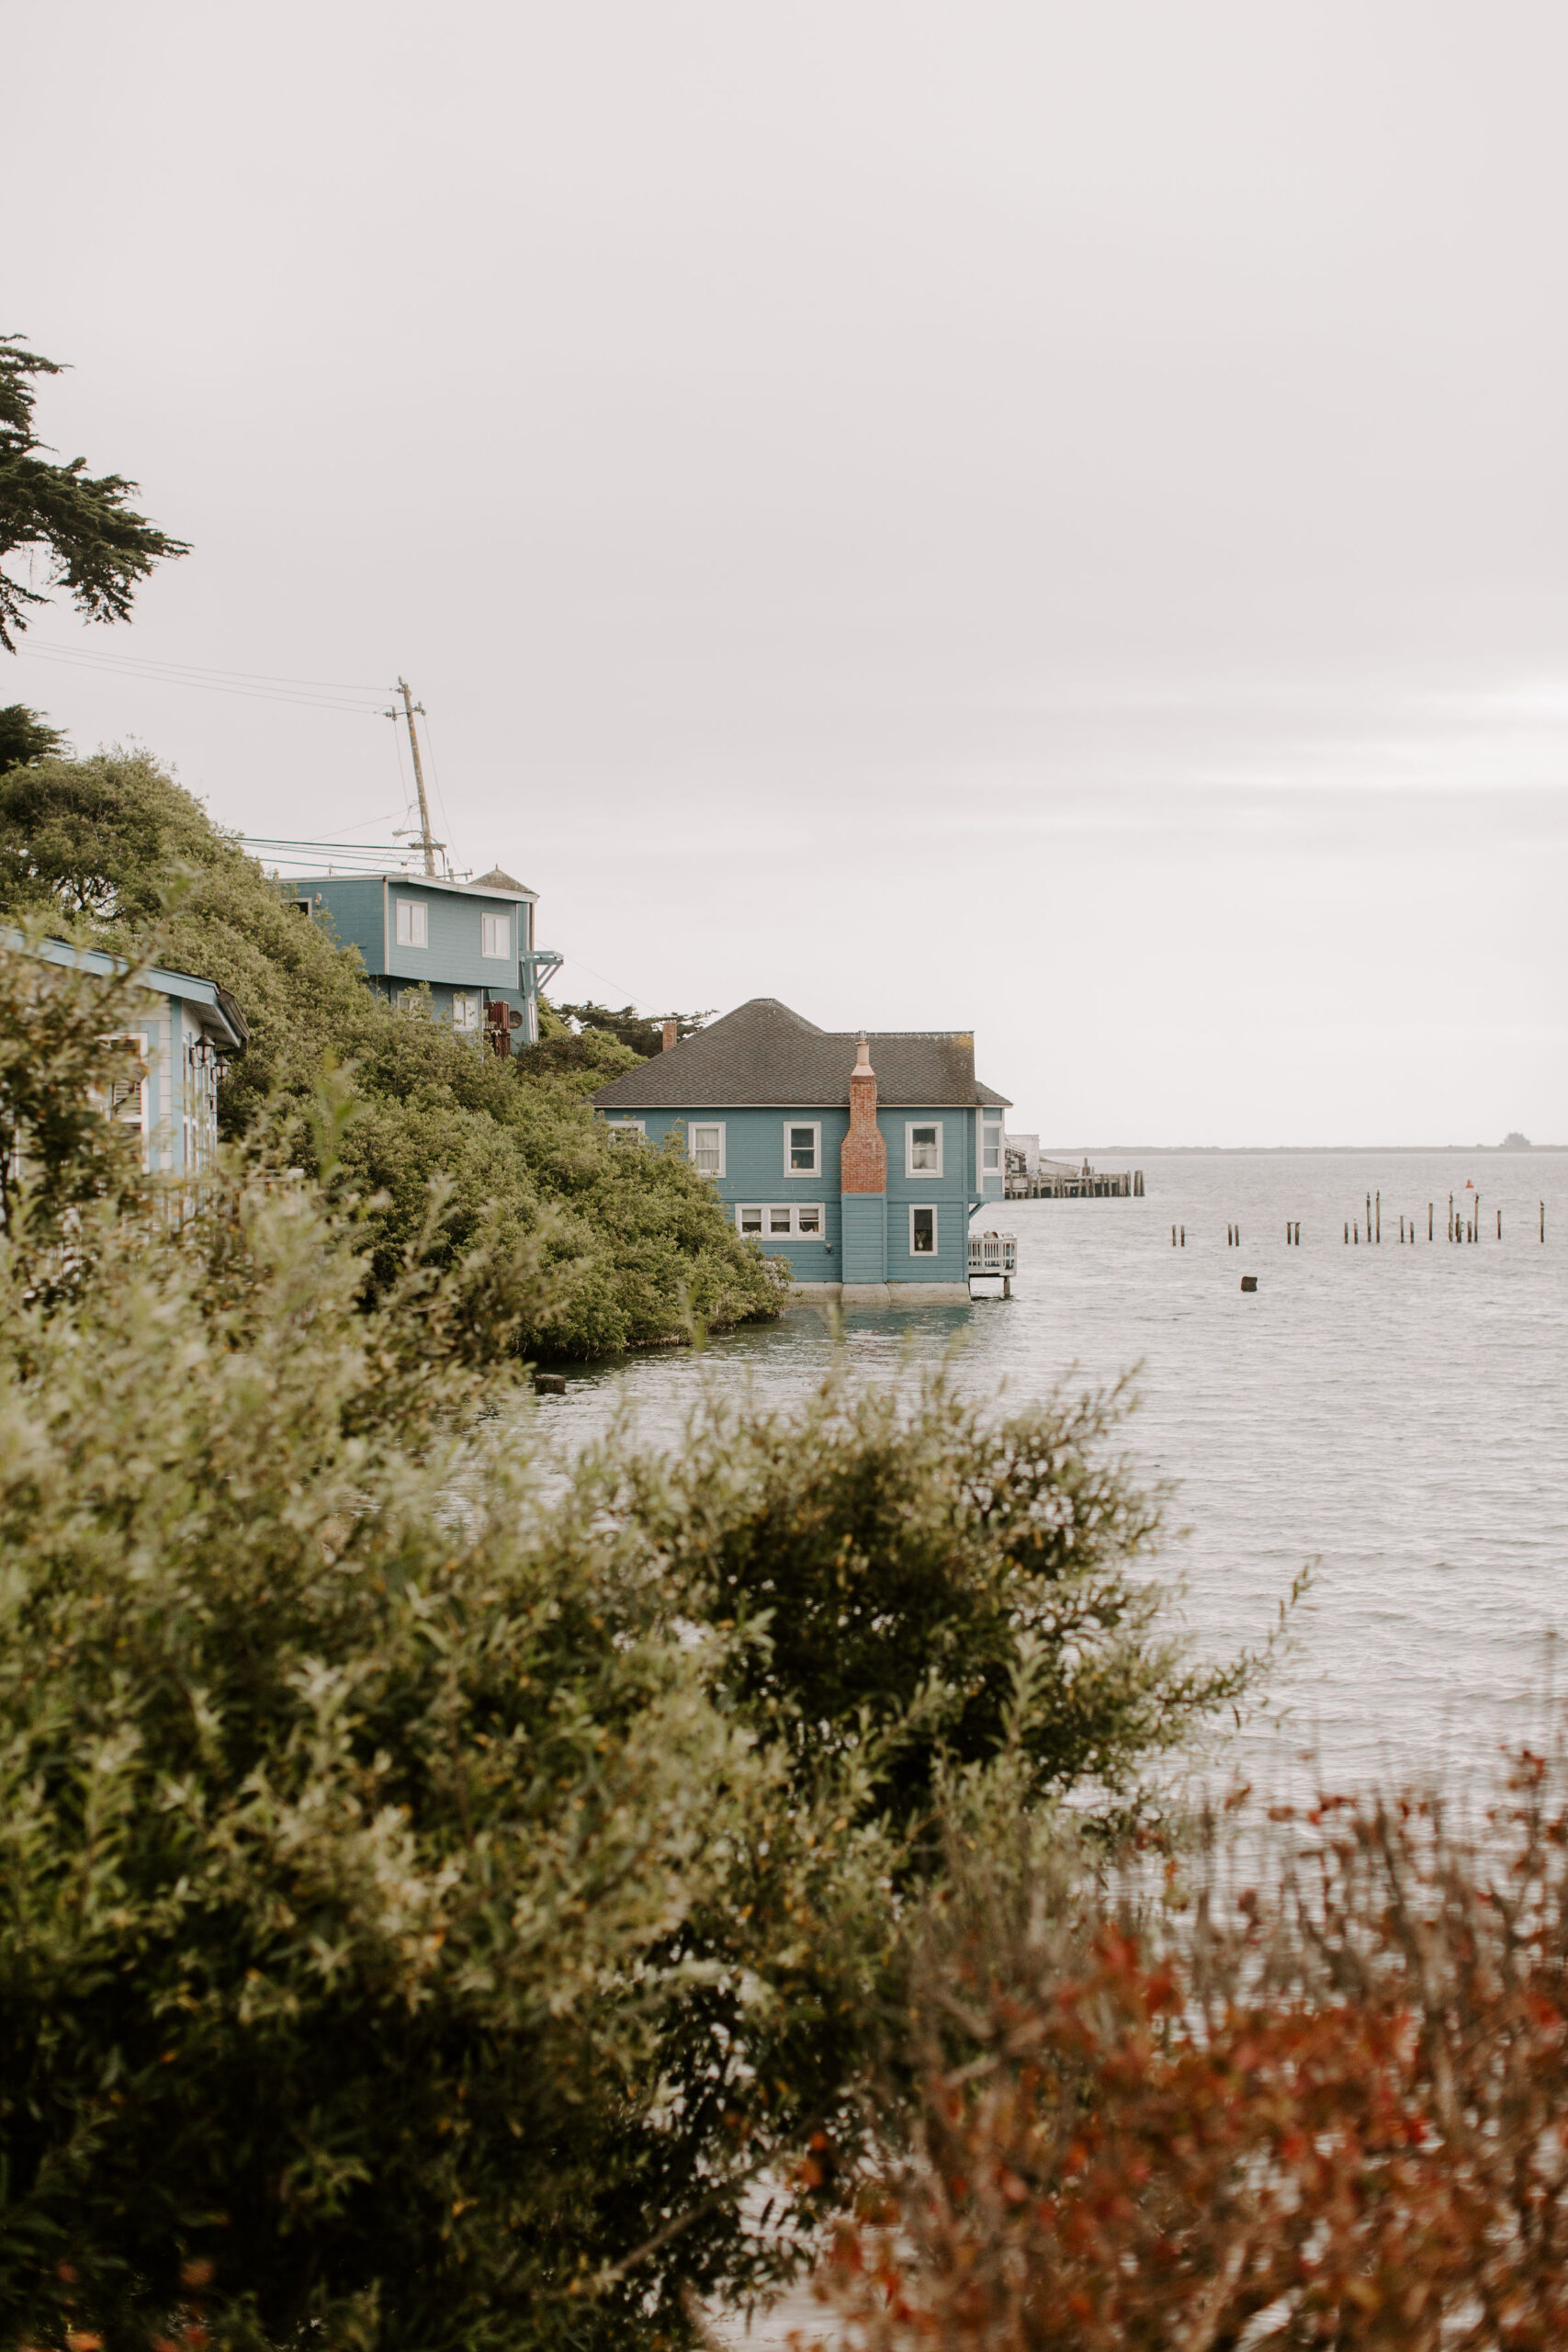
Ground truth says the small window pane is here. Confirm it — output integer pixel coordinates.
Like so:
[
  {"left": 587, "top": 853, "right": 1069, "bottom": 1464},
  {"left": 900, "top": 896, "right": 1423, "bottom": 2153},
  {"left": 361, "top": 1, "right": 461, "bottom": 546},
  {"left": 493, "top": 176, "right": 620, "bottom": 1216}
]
[
  {"left": 768, "top": 1206, "right": 792, "bottom": 1235},
  {"left": 739, "top": 1205, "right": 763, "bottom": 1234},
  {"left": 396, "top": 899, "right": 428, "bottom": 948},
  {"left": 481, "top": 912, "right": 511, "bottom": 959},
  {"left": 796, "top": 1204, "right": 822, "bottom": 1235},
  {"left": 912, "top": 1207, "right": 936, "bottom": 1254},
  {"left": 789, "top": 1125, "right": 816, "bottom": 1170}
]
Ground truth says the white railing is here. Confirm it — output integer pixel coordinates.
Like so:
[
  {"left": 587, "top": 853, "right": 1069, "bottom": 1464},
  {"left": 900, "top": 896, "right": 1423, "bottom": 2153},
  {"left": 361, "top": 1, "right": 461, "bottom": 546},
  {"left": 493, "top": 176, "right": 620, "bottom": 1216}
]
[{"left": 967, "top": 1231, "right": 1018, "bottom": 1276}]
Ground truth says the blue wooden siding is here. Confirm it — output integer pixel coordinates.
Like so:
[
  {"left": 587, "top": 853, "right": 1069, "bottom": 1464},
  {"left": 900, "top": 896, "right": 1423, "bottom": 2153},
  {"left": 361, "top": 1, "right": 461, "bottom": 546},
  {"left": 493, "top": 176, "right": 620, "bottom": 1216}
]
[
  {"left": 620, "top": 1104, "right": 987, "bottom": 1283},
  {"left": 298, "top": 879, "right": 529, "bottom": 1015},
  {"left": 301, "top": 877, "right": 385, "bottom": 976}
]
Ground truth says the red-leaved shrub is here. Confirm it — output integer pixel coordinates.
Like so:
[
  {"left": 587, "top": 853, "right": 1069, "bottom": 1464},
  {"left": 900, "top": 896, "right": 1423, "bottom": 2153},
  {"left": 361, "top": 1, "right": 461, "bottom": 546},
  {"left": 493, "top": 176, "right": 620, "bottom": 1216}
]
[{"left": 815, "top": 1757, "right": 1568, "bottom": 2351}]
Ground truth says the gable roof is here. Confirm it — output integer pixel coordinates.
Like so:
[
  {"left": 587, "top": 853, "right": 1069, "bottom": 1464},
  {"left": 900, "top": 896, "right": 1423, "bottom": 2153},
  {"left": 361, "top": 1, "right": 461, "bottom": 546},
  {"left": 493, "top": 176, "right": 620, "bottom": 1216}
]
[
  {"left": 468, "top": 865, "right": 536, "bottom": 898},
  {"left": 590, "top": 997, "right": 1011, "bottom": 1111}
]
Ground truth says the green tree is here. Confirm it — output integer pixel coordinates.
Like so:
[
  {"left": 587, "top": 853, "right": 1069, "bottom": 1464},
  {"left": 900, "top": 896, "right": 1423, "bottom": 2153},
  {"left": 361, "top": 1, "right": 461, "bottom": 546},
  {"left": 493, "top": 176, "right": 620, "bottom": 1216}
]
[
  {"left": 0, "top": 703, "right": 67, "bottom": 775},
  {"left": 550, "top": 999, "right": 713, "bottom": 1057},
  {"left": 0, "top": 950, "right": 1265, "bottom": 2348},
  {"left": 0, "top": 337, "right": 187, "bottom": 648},
  {"left": 0, "top": 751, "right": 787, "bottom": 1358}
]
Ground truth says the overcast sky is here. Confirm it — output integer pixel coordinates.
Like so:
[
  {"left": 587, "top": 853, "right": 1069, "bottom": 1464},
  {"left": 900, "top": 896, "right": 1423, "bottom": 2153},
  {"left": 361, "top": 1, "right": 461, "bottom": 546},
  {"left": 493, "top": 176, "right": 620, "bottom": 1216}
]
[{"left": 9, "top": 2, "right": 1566, "bottom": 1143}]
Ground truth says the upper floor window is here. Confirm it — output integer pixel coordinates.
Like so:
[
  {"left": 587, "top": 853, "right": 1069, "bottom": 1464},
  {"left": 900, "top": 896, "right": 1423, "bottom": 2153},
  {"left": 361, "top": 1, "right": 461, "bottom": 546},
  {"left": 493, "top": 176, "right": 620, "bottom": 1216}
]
[
  {"left": 689, "top": 1122, "right": 725, "bottom": 1177},
  {"left": 784, "top": 1121, "right": 821, "bottom": 1176},
  {"left": 982, "top": 1119, "right": 1002, "bottom": 1174},
  {"left": 395, "top": 898, "right": 428, "bottom": 948},
  {"left": 906, "top": 1121, "right": 942, "bottom": 1178},
  {"left": 481, "top": 912, "right": 512, "bottom": 959}
]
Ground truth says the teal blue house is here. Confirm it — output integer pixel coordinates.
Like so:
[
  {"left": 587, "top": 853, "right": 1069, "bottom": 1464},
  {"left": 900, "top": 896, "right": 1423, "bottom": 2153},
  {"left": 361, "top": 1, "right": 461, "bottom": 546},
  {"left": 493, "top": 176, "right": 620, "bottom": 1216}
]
[
  {"left": 288, "top": 866, "right": 560, "bottom": 1046},
  {"left": 591, "top": 998, "right": 1010, "bottom": 1301}
]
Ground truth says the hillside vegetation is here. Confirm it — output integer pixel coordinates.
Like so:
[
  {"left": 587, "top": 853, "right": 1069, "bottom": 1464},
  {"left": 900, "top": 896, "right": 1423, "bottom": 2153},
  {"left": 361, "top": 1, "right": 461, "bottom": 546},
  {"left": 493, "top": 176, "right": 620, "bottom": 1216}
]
[{"left": 0, "top": 740, "right": 786, "bottom": 1357}]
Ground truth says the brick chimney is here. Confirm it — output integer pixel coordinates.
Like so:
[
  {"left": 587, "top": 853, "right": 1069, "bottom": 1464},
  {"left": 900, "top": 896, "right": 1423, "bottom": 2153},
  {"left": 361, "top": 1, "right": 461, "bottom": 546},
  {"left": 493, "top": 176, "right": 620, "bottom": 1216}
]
[
  {"left": 660, "top": 1018, "right": 678, "bottom": 1053},
  {"left": 839, "top": 1035, "right": 886, "bottom": 1193}
]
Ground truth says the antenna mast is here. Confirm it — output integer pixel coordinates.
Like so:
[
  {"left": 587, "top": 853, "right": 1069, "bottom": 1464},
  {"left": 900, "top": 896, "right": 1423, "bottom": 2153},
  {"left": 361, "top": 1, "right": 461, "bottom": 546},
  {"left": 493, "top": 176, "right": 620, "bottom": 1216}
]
[{"left": 394, "top": 677, "right": 442, "bottom": 875}]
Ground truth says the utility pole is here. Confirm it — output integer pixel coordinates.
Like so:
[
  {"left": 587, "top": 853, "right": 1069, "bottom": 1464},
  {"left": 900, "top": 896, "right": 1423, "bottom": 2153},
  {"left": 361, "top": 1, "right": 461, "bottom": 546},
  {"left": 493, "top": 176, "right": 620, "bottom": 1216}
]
[{"left": 393, "top": 677, "right": 442, "bottom": 875}]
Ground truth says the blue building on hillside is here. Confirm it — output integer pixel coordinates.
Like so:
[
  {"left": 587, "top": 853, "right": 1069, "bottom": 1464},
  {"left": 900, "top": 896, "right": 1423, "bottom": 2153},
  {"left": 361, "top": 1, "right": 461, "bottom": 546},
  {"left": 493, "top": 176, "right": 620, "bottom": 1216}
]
[
  {"left": 590, "top": 998, "right": 1011, "bottom": 1302},
  {"left": 6, "top": 932, "right": 248, "bottom": 1176},
  {"left": 289, "top": 866, "right": 561, "bottom": 1046}
]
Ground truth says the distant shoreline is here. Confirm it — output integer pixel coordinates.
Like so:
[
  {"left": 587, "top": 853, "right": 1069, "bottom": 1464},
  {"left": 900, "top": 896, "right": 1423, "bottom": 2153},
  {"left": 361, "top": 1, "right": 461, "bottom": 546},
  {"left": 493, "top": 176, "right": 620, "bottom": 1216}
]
[{"left": 1040, "top": 1144, "right": 1566, "bottom": 1158}]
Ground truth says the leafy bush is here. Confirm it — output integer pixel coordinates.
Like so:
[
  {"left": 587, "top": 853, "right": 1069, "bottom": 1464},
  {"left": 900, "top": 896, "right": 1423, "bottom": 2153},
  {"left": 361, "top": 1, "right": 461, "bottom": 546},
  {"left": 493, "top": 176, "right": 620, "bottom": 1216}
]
[
  {"left": 0, "top": 944, "right": 1267, "bottom": 2350},
  {"left": 818, "top": 1758, "right": 1568, "bottom": 2352}
]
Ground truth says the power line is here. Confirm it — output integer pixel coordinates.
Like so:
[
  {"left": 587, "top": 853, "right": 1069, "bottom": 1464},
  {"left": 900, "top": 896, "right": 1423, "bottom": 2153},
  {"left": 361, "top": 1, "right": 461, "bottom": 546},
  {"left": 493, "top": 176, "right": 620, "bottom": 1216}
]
[
  {"left": 19, "top": 637, "right": 389, "bottom": 693},
  {"left": 12, "top": 641, "right": 389, "bottom": 717}
]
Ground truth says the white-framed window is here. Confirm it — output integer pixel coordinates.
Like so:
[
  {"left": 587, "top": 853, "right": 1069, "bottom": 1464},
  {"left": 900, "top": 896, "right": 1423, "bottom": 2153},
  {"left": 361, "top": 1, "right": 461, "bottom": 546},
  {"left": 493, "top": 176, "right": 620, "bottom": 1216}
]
[
  {"left": 738, "top": 1204, "right": 824, "bottom": 1239},
  {"left": 688, "top": 1122, "right": 725, "bottom": 1177},
  {"left": 395, "top": 898, "right": 428, "bottom": 948},
  {"left": 106, "top": 1032, "right": 150, "bottom": 1136},
  {"left": 480, "top": 911, "right": 512, "bottom": 959},
  {"left": 605, "top": 1119, "right": 647, "bottom": 1141},
  {"left": 981, "top": 1117, "right": 1002, "bottom": 1177},
  {"left": 906, "top": 1120, "right": 943, "bottom": 1178},
  {"left": 451, "top": 990, "right": 481, "bottom": 1033},
  {"left": 783, "top": 1120, "right": 821, "bottom": 1177},
  {"left": 909, "top": 1204, "right": 938, "bottom": 1256}
]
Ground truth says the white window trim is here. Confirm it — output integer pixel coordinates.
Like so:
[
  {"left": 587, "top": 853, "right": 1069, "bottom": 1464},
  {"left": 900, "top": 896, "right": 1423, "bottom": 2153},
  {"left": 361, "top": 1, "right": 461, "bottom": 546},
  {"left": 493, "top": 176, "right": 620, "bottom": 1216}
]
[
  {"left": 908, "top": 1203, "right": 939, "bottom": 1257},
  {"left": 782, "top": 1119, "right": 821, "bottom": 1178},
  {"left": 605, "top": 1118, "right": 647, "bottom": 1140},
  {"left": 905, "top": 1119, "right": 943, "bottom": 1179},
  {"left": 480, "top": 911, "right": 512, "bottom": 960},
  {"left": 687, "top": 1121, "right": 726, "bottom": 1178},
  {"left": 979, "top": 1115, "right": 1003, "bottom": 1181},
  {"left": 394, "top": 897, "right": 428, "bottom": 949},
  {"left": 737, "top": 1204, "right": 826, "bottom": 1240}
]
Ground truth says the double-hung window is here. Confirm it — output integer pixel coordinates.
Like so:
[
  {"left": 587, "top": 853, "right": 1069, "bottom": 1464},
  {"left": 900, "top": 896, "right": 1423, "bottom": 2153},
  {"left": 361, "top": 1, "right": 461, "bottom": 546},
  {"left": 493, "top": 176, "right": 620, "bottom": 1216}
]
[
  {"left": 784, "top": 1120, "right": 821, "bottom": 1177},
  {"left": 480, "top": 911, "right": 511, "bottom": 959},
  {"left": 606, "top": 1119, "right": 646, "bottom": 1142},
  {"left": 451, "top": 991, "right": 481, "bottom": 1033},
  {"left": 738, "top": 1203, "right": 824, "bottom": 1239},
  {"left": 910, "top": 1205, "right": 938, "bottom": 1256},
  {"left": 981, "top": 1118, "right": 1002, "bottom": 1177},
  {"left": 906, "top": 1121, "right": 942, "bottom": 1177},
  {"left": 688, "top": 1122, "right": 725, "bottom": 1177},
  {"left": 395, "top": 898, "right": 428, "bottom": 948}
]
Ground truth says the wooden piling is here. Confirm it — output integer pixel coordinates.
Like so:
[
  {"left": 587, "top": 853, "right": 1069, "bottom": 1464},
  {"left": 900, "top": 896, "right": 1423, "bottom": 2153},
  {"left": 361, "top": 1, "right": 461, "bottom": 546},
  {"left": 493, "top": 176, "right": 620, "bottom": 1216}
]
[
  {"left": 1542, "top": 1202, "right": 1546, "bottom": 1242},
  {"left": 1180, "top": 1226, "right": 1185, "bottom": 1247},
  {"left": 1344, "top": 1221, "right": 1348, "bottom": 1243},
  {"left": 1376, "top": 1190, "right": 1381, "bottom": 1242},
  {"left": 1399, "top": 1214, "right": 1404, "bottom": 1243},
  {"left": 1428, "top": 1203, "right": 1434, "bottom": 1240},
  {"left": 1497, "top": 1207, "right": 1502, "bottom": 1239},
  {"left": 1172, "top": 1226, "right": 1177, "bottom": 1247}
]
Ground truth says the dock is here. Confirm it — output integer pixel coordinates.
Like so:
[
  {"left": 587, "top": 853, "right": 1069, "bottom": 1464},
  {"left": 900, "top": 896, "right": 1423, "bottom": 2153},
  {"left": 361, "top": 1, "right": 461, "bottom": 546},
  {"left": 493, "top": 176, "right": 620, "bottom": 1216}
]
[{"left": 1004, "top": 1147, "right": 1144, "bottom": 1200}]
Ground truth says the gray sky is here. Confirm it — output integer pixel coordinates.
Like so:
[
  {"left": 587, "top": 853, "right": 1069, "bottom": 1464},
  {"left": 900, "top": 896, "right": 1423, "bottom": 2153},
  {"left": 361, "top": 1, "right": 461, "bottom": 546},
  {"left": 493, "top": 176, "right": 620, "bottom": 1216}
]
[{"left": 9, "top": 1, "right": 1566, "bottom": 1143}]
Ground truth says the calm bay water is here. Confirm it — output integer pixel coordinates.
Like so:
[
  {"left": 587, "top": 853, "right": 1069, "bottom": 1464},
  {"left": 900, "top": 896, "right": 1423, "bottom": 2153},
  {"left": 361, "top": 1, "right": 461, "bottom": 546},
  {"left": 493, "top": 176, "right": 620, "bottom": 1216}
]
[{"left": 534, "top": 1148, "right": 1568, "bottom": 1794}]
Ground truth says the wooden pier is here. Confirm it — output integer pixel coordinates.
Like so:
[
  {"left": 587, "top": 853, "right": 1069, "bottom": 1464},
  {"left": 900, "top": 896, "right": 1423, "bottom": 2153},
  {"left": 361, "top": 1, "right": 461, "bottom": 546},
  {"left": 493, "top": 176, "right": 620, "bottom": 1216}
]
[{"left": 1005, "top": 1148, "right": 1143, "bottom": 1200}]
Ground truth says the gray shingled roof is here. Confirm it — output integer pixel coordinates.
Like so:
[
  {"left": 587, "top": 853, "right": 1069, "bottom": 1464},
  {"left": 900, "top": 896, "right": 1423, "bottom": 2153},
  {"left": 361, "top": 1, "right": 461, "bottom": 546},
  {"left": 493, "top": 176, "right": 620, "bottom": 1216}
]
[{"left": 590, "top": 997, "right": 1011, "bottom": 1111}]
